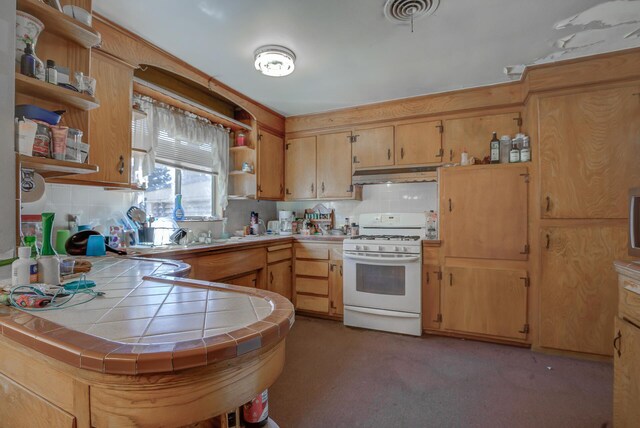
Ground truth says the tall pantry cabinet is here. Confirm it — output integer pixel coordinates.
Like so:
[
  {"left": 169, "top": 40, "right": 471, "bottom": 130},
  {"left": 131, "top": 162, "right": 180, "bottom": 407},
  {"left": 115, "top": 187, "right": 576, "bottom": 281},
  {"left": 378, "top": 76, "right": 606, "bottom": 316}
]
[{"left": 535, "top": 83, "right": 640, "bottom": 356}]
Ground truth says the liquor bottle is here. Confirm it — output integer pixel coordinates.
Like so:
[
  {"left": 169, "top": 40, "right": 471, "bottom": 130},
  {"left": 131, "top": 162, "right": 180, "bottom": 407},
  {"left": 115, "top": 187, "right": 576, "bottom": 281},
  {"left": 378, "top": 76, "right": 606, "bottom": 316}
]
[
  {"left": 490, "top": 132, "right": 500, "bottom": 164},
  {"left": 520, "top": 135, "right": 531, "bottom": 162},
  {"left": 509, "top": 139, "right": 520, "bottom": 163}
]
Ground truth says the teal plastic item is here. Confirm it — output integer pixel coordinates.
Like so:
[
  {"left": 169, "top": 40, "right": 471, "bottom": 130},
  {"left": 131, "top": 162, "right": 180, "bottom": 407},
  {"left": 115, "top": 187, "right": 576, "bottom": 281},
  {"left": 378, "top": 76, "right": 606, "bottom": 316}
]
[
  {"left": 63, "top": 279, "right": 96, "bottom": 290},
  {"left": 173, "top": 194, "right": 185, "bottom": 220}
]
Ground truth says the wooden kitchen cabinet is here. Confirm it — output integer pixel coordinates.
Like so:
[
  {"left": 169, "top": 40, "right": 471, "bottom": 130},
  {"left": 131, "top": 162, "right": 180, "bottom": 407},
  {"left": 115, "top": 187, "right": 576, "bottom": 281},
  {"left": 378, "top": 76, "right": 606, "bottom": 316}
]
[
  {"left": 441, "top": 164, "right": 529, "bottom": 260},
  {"left": 257, "top": 129, "right": 284, "bottom": 200},
  {"left": 77, "top": 50, "right": 134, "bottom": 184},
  {"left": 539, "top": 224, "right": 627, "bottom": 356},
  {"left": 395, "top": 120, "right": 443, "bottom": 166},
  {"left": 539, "top": 85, "right": 640, "bottom": 219},
  {"left": 285, "top": 136, "right": 316, "bottom": 199},
  {"left": 268, "top": 260, "right": 292, "bottom": 300},
  {"left": 352, "top": 126, "right": 394, "bottom": 169},
  {"left": 329, "top": 260, "right": 344, "bottom": 317},
  {"left": 441, "top": 266, "right": 529, "bottom": 340},
  {"left": 614, "top": 317, "right": 640, "bottom": 427},
  {"left": 443, "top": 112, "right": 521, "bottom": 163},
  {"left": 317, "top": 131, "right": 354, "bottom": 199},
  {"left": 226, "top": 272, "right": 258, "bottom": 288},
  {"left": 293, "top": 242, "right": 343, "bottom": 319},
  {"left": 422, "top": 265, "right": 442, "bottom": 331}
]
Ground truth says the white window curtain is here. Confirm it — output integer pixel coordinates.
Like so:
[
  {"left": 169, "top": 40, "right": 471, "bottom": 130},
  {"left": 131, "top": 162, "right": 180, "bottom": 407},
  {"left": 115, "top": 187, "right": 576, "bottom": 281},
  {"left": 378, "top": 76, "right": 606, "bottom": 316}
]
[{"left": 132, "top": 94, "right": 230, "bottom": 212}]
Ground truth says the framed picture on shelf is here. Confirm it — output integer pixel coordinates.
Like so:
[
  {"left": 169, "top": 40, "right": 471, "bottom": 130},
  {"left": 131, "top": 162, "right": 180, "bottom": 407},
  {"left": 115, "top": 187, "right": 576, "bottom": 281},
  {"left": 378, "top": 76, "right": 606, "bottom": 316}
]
[{"left": 43, "top": 0, "right": 63, "bottom": 12}]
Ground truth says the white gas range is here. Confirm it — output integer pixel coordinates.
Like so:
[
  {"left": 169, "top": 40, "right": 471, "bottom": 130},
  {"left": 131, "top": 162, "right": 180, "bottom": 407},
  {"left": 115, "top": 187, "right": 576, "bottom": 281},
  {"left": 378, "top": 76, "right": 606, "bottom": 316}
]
[{"left": 343, "top": 213, "right": 426, "bottom": 336}]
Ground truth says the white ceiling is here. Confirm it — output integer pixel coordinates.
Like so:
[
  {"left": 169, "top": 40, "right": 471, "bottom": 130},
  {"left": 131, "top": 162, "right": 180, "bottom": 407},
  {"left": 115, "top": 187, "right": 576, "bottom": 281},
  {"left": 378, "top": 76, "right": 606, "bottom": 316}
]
[{"left": 93, "top": 0, "right": 640, "bottom": 117}]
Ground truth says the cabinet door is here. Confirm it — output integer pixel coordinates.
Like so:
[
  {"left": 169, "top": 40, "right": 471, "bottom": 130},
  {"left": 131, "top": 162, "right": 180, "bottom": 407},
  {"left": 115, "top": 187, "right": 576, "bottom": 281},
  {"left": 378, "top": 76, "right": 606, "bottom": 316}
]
[
  {"left": 226, "top": 272, "right": 258, "bottom": 288},
  {"left": 317, "top": 131, "right": 353, "bottom": 199},
  {"left": 441, "top": 267, "right": 529, "bottom": 340},
  {"left": 540, "top": 224, "right": 627, "bottom": 355},
  {"left": 81, "top": 51, "right": 133, "bottom": 184},
  {"left": 352, "top": 126, "right": 394, "bottom": 169},
  {"left": 285, "top": 136, "right": 316, "bottom": 199},
  {"left": 257, "top": 129, "right": 284, "bottom": 200},
  {"left": 395, "top": 120, "right": 443, "bottom": 165},
  {"left": 329, "top": 260, "right": 344, "bottom": 317},
  {"left": 443, "top": 112, "right": 520, "bottom": 163},
  {"left": 442, "top": 165, "right": 529, "bottom": 260},
  {"left": 614, "top": 318, "right": 640, "bottom": 427},
  {"left": 539, "top": 85, "right": 640, "bottom": 219},
  {"left": 422, "top": 265, "right": 442, "bottom": 331},
  {"left": 268, "top": 260, "right": 292, "bottom": 300}
]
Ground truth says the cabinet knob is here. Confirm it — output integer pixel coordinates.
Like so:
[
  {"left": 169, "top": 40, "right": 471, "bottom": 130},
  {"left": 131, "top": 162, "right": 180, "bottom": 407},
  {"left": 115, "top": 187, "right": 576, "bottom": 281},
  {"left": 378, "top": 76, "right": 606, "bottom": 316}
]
[
  {"left": 118, "top": 155, "right": 125, "bottom": 175},
  {"left": 321, "top": 182, "right": 325, "bottom": 193},
  {"left": 545, "top": 233, "right": 550, "bottom": 250},
  {"left": 613, "top": 330, "right": 622, "bottom": 357},
  {"left": 286, "top": 188, "right": 291, "bottom": 195},
  {"left": 387, "top": 148, "right": 391, "bottom": 160},
  {"left": 401, "top": 148, "right": 405, "bottom": 159},
  {"left": 311, "top": 183, "right": 314, "bottom": 193},
  {"left": 270, "top": 271, "right": 274, "bottom": 284}
]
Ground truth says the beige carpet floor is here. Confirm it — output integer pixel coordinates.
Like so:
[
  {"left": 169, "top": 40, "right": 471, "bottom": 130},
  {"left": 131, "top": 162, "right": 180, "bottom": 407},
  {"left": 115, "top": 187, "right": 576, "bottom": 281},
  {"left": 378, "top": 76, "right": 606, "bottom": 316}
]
[{"left": 269, "top": 316, "right": 612, "bottom": 428}]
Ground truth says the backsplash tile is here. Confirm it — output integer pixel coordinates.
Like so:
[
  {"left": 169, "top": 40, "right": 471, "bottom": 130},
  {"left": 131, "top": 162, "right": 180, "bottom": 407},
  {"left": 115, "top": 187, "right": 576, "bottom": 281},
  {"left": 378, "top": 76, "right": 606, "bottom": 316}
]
[{"left": 277, "top": 182, "right": 438, "bottom": 226}]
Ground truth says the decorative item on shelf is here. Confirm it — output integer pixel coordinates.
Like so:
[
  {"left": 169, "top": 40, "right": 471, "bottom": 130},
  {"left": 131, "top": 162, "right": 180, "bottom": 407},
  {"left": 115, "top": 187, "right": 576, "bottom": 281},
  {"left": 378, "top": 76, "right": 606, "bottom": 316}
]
[
  {"left": 241, "top": 162, "right": 254, "bottom": 173},
  {"left": 62, "top": 5, "right": 92, "bottom": 26},
  {"left": 45, "top": 59, "right": 57, "bottom": 84},
  {"left": 43, "top": 0, "right": 63, "bottom": 12},
  {"left": 236, "top": 132, "right": 246, "bottom": 147},
  {"left": 20, "top": 43, "right": 36, "bottom": 77},
  {"left": 16, "top": 11, "right": 45, "bottom": 81}
]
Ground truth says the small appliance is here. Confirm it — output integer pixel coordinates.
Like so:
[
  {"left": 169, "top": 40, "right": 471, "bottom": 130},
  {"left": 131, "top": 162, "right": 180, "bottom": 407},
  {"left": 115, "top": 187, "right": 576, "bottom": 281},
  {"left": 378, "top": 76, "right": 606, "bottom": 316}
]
[{"left": 278, "top": 211, "right": 294, "bottom": 236}]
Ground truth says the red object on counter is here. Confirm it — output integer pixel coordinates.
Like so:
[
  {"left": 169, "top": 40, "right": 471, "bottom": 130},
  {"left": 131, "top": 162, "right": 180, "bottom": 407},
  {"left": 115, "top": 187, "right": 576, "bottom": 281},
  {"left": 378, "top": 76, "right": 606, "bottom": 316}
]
[
  {"left": 243, "top": 389, "right": 268, "bottom": 427},
  {"left": 14, "top": 294, "right": 51, "bottom": 308}
]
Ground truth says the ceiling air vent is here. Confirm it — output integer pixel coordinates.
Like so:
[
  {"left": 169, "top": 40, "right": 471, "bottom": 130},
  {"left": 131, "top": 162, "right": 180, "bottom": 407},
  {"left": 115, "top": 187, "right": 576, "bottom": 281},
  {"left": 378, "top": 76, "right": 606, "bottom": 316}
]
[{"left": 384, "top": 0, "right": 440, "bottom": 25}]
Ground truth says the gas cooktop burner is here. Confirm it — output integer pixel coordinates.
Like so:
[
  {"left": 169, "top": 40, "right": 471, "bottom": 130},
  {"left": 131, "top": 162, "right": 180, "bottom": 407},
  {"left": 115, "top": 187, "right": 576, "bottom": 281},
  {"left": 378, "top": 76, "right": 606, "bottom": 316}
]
[{"left": 350, "top": 235, "right": 421, "bottom": 241}]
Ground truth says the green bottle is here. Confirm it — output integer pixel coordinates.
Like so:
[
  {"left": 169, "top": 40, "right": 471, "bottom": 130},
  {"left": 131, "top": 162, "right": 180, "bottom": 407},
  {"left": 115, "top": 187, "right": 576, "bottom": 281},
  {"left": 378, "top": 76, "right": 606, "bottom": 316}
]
[{"left": 41, "top": 212, "right": 56, "bottom": 256}]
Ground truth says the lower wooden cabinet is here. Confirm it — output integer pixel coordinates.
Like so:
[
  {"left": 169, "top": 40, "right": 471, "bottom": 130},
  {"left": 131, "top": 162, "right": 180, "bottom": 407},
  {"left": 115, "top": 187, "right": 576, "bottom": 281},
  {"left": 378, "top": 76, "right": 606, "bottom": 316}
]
[
  {"left": 267, "top": 260, "right": 292, "bottom": 300},
  {"left": 539, "top": 223, "right": 627, "bottom": 356},
  {"left": 293, "top": 242, "right": 343, "bottom": 319},
  {"left": 441, "top": 266, "right": 529, "bottom": 340},
  {"left": 422, "top": 265, "right": 442, "bottom": 331},
  {"left": 225, "top": 272, "right": 258, "bottom": 288},
  {"left": 614, "top": 317, "right": 640, "bottom": 427}
]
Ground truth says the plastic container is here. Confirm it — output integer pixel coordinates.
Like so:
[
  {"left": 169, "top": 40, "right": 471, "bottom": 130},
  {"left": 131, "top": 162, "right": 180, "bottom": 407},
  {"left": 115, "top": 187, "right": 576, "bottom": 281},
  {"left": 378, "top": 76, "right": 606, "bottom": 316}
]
[
  {"left": 15, "top": 104, "right": 62, "bottom": 125},
  {"left": 499, "top": 135, "right": 511, "bottom": 164},
  {"left": 15, "top": 117, "right": 37, "bottom": 156},
  {"left": 12, "top": 247, "right": 38, "bottom": 286},
  {"left": 38, "top": 255, "right": 60, "bottom": 285}
]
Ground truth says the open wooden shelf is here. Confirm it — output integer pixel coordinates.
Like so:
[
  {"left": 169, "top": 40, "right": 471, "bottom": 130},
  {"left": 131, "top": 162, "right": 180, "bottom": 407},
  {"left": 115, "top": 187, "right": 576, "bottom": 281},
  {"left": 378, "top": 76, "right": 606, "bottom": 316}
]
[
  {"left": 229, "top": 170, "right": 255, "bottom": 176},
  {"left": 229, "top": 145, "right": 255, "bottom": 152},
  {"left": 17, "top": 0, "right": 101, "bottom": 48},
  {"left": 18, "top": 154, "right": 99, "bottom": 178},
  {"left": 228, "top": 194, "right": 256, "bottom": 200},
  {"left": 16, "top": 74, "right": 100, "bottom": 110}
]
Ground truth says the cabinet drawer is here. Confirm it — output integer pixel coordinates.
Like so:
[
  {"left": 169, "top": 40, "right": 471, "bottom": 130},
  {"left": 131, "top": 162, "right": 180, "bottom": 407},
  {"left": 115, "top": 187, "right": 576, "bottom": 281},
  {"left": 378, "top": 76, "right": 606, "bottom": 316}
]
[
  {"left": 295, "top": 244, "right": 330, "bottom": 260},
  {"left": 268, "top": 248, "right": 292, "bottom": 264},
  {"left": 296, "top": 294, "right": 329, "bottom": 313},
  {"left": 296, "top": 277, "right": 329, "bottom": 295},
  {"left": 296, "top": 260, "right": 329, "bottom": 277},
  {"left": 620, "top": 279, "right": 640, "bottom": 326},
  {"left": 268, "top": 243, "right": 292, "bottom": 252}
]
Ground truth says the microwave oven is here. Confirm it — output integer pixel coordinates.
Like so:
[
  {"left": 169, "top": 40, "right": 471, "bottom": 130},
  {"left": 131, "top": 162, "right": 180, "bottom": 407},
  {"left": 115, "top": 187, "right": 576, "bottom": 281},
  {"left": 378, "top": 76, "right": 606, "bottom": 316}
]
[{"left": 630, "top": 187, "right": 640, "bottom": 258}]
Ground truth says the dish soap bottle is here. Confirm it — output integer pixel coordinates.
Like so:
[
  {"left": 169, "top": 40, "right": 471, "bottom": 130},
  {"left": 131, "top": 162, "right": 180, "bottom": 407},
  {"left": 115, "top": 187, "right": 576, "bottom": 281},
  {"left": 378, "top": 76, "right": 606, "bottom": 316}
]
[
  {"left": 173, "top": 194, "right": 185, "bottom": 221},
  {"left": 12, "top": 246, "right": 38, "bottom": 286}
]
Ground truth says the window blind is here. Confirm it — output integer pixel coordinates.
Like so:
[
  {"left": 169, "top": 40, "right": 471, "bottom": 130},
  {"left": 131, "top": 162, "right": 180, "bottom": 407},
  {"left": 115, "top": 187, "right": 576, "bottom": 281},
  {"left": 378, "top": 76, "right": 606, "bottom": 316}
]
[{"left": 155, "top": 130, "right": 214, "bottom": 173}]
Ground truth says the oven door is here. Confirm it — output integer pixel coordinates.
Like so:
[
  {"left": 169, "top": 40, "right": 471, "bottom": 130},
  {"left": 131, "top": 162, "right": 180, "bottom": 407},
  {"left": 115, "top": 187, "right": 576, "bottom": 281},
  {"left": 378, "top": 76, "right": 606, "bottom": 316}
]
[{"left": 343, "top": 251, "right": 421, "bottom": 313}]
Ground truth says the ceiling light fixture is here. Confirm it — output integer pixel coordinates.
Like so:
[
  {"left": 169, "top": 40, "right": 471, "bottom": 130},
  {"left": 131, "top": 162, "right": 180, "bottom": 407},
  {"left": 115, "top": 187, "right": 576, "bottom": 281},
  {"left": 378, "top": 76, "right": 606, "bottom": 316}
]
[{"left": 254, "top": 45, "right": 296, "bottom": 77}]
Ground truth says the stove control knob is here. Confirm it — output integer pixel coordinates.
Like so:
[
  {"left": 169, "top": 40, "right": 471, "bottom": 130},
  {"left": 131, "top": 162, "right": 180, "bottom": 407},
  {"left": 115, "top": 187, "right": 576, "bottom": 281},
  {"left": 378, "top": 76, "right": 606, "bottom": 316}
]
[
  {"left": 355, "top": 245, "right": 361, "bottom": 251},
  {"left": 394, "top": 246, "right": 401, "bottom": 251},
  {"left": 378, "top": 245, "right": 384, "bottom": 251},
  {"left": 363, "top": 245, "right": 369, "bottom": 251},
  {"left": 403, "top": 247, "right": 409, "bottom": 252}
]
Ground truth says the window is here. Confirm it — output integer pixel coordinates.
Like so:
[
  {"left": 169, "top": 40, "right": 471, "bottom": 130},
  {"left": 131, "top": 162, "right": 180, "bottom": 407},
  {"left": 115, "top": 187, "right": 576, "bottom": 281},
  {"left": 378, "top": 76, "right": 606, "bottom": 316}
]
[{"left": 143, "top": 164, "right": 216, "bottom": 219}]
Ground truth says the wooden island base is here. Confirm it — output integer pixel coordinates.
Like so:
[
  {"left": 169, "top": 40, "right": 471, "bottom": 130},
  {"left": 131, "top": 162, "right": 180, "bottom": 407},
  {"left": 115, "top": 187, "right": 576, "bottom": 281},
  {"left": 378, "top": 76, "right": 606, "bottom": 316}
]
[{"left": 0, "top": 334, "right": 285, "bottom": 427}]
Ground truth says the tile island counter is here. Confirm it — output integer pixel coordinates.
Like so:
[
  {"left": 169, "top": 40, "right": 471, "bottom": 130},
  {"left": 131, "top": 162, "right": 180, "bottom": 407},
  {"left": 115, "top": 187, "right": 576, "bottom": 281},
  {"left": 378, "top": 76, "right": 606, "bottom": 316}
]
[{"left": 0, "top": 257, "right": 294, "bottom": 427}]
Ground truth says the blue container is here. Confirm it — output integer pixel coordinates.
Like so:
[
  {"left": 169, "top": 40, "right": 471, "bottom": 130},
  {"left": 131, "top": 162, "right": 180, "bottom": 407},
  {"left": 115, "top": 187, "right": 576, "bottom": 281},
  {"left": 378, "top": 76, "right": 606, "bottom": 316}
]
[
  {"left": 15, "top": 104, "right": 62, "bottom": 125},
  {"left": 86, "top": 235, "right": 106, "bottom": 257}
]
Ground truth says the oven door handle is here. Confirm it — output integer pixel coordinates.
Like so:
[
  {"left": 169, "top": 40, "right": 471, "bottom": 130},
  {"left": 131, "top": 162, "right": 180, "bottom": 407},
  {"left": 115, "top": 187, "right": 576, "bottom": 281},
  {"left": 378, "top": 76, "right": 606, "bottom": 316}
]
[
  {"left": 343, "top": 253, "right": 420, "bottom": 263},
  {"left": 346, "top": 306, "right": 420, "bottom": 318}
]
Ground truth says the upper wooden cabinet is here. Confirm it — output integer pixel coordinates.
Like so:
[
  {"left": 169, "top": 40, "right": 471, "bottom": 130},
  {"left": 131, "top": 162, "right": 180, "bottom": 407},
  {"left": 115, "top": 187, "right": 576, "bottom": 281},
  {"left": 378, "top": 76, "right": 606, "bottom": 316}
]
[
  {"left": 78, "top": 50, "right": 133, "bottom": 184},
  {"left": 317, "top": 131, "right": 354, "bottom": 199},
  {"left": 441, "top": 164, "right": 529, "bottom": 260},
  {"left": 441, "top": 266, "right": 529, "bottom": 340},
  {"left": 257, "top": 129, "right": 284, "bottom": 200},
  {"left": 443, "top": 112, "right": 521, "bottom": 163},
  {"left": 539, "top": 85, "right": 640, "bottom": 219},
  {"left": 285, "top": 136, "right": 317, "bottom": 199},
  {"left": 395, "top": 120, "right": 443, "bottom": 166},
  {"left": 352, "top": 126, "right": 394, "bottom": 169},
  {"left": 539, "top": 223, "right": 627, "bottom": 356}
]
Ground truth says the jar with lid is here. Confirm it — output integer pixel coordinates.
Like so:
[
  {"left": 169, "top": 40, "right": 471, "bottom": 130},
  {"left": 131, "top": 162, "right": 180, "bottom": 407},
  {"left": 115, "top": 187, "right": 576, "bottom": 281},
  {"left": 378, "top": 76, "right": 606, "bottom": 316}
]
[
  {"left": 236, "top": 132, "right": 246, "bottom": 147},
  {"left": 499, "top": 135, "right": 511, "bottom": 164}
]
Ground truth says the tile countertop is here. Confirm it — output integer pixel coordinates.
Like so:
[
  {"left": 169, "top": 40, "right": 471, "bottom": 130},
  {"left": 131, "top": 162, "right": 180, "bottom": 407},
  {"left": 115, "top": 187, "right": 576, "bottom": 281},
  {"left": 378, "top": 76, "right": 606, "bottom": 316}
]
[
  {"left": 0, "top": 257, "right": 294, "bottom": 375},
  {"left": 615, "top": 260, "right": 640, "bottom": 296}
]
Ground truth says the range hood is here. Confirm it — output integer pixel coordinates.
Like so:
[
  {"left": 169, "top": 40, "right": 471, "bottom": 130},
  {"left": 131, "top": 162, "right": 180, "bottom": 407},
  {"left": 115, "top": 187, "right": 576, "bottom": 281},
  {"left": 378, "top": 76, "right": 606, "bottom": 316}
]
[{"left": 352, "top": 165, "right": 438, "bottom": 185}]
